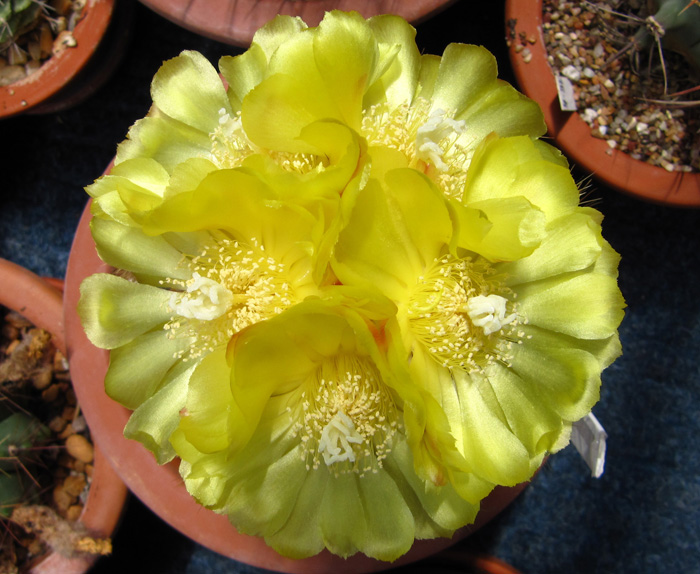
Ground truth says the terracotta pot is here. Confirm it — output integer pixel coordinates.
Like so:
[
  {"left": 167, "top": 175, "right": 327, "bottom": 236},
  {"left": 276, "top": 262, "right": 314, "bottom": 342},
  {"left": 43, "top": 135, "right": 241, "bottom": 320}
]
[
  {"left": 0, "top": 257, "right": 128, "bottom": 574},
  {"left": 0, "top": 0, "right": 132, "bottom": 118},
  {"left": 505, "top": 0, "right": 700, "bottom": 207},
  {"left": 138, "top": 0, "right": 456, "bottom": 47},
  {"left": 63, "top": 200, "right": 532, "bottom": 572}
]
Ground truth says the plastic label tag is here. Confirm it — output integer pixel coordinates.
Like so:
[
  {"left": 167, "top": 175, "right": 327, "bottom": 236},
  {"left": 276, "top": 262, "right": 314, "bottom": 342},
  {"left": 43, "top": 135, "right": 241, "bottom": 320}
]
[
  {"left": 555, "top": 75, "right": 577, "bottom": 112},
  {"left": 571, "top": 413, "right": 607, "bottom": 478}
]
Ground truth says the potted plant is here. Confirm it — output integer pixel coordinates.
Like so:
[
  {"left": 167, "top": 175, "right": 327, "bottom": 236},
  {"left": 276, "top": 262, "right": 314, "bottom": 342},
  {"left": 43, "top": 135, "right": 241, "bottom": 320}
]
[
  {"left": 63, "top": 10, "right": 625, "bottom": 571},
  {"left": 505, "top": 0, "right": 700, "bottom": 206},
  {"left": 0, "top": 257, "right": 128, "bottom": 573},
  {"left": 0, "top": 0, "right": 131, "bottom": 118},
  {"left": 137, "top": 0, "right": 457, "bottom": 46}
]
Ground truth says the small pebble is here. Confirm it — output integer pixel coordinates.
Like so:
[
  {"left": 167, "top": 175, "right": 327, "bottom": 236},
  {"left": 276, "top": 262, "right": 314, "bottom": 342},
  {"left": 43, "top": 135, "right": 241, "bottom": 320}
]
[
  {"left": 65, "top": 434, "right": 94, "bottom": 464},
  {"left": 561, "top": 64, "right": 581, "bottom": 82}
]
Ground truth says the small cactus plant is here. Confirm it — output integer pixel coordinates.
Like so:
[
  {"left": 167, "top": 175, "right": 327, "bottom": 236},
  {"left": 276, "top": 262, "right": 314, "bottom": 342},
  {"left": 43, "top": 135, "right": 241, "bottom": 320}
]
[
  {"left": 632, "top": 0, "right": 700, "bottom": 74},
  {"left": 0, "top": 0, "right": 43, "bottom": 46},
  {"left": 0, "top": 409, "right": 50, "bottom": 517},
  {"left": 0, "top": 0, "right": 85, "bottom": 86}
]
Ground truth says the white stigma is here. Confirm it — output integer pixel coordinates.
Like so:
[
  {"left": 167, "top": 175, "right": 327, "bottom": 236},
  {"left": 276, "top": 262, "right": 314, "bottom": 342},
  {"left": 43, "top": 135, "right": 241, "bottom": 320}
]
[
  {"left": 318, "top": 411, "right": 364, "bottom": 466},
  {"left": 415, "top": 108, "right": 466, "bottom": 172},
  {"left": 465, "top": 294, "right": 517, "bottom": 335},
  {"left": 169, "top": 272, "right": 233, "bottom": 321}
]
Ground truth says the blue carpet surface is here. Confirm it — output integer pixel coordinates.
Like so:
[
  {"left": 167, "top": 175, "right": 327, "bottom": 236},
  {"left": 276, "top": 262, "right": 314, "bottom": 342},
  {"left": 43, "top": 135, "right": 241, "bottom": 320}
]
[{"left": 1, "top": 1, "right": 699, "bottom": 573}]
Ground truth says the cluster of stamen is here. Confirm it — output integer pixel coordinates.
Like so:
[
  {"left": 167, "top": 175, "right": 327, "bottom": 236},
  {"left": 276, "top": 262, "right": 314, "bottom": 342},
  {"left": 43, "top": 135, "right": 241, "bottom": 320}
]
[
  {"left": 361, "top": 98, "right": 472, "bottom": 200},
  {"left": 407, "top": 253, "right": 523, "bottom": 373},
  {"left": 162, "top": 234, "right": 295, "bottom": 360},
  {"left": 210, "top": 109, "right": 256, "bottom": 169},
  {"left": 211, "top": 108, "right": 324, "bottom": 174},
  {"left": 290, "top": 356, "right": 400, "bottom": 477}
]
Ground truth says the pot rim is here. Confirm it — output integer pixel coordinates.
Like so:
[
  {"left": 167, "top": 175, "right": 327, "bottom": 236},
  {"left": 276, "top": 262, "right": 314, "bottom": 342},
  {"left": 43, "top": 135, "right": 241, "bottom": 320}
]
[
  {"left": 0, "top": 0, "right": 116, "bottom": 118},
  {"left": 504, "top": 0, "right": 700, "bottom": 207}
]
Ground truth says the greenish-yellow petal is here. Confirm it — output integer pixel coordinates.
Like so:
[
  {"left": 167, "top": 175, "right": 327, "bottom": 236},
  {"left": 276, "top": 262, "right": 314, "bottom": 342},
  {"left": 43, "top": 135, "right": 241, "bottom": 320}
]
[
  {"left": 151, "top": 50, "right": 231, "bottom": 133},
  {"left": 452, "top": 370, "right": 533, "bottom": 486},
  {"left": 90, "top": 217, "right": 191, "bottom": 283},
  {"left": 78, "top": 274, "right": 172, "bottom": 349},
  {"left": 264, "top": 467, "right": 328, "bottom": 559},
  {"left": 219, "top": 44, "right": 267, "bottom": 112},
  {"left": 517, "top": 272, "right": 626, "bottom": 340},
  {"left": 333, "top": 170, "right": 452, "bottom": 300},
  {"left": 365, "top": 15, "right": 420, "bottom": 108},
  {"left": 105, "top": 329, "right": 192, "bottom": 409},
  {"left": 312, "top": 10, "right": 377, "bottom": 130},
  {"left": 115, "top": 112, "right": 212, "bottom": 172},
  {"left": 499, "top": 211, "right": 604, "bottom": 285},
  {"left": 123, "top": 362, "right": 194, "bottom": 464},
  {"left": 250, "top": 14, "right": 307, "bottom": 61},
  {"left": 507, "top": 333, "right": 603, "bottom": 421},
  {"left": 463, "top": 135, "right": 579, "bottom": 220},
  {"left": 178, "top": 348, "right": 240, "bottom": 454},
  {"left": 433, "top": 44, "right": 545, "bottom": 141},
  {"left": 454, "top": 196, "right": 546, "bottom": 262}
]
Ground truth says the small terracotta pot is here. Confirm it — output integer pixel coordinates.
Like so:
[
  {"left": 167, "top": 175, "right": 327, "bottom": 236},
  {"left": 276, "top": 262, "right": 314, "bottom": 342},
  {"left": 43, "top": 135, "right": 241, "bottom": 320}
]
[
  {"left": 505, "top": 0, "right": 700, "bottom": 207},
  {"left": 63, "top": 200, "right": 532, "bottom": 573},
  {"left": 0, "top": 0, "right": 132, "bottom": 118},
  {"left": 0, "top": 257, "right": 128, "bottom": 574},
  {"left": 138, "top": 0, "right": 456, "bottom": 47}
]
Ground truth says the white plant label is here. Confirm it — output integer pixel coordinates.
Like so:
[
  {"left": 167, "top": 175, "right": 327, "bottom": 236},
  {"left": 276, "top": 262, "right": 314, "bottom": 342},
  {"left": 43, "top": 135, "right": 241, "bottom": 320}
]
[
  {"left": 555, "top": 75, "right": 577, "bottom": 112},
  {"left": 571, "top": 412, "right": 607, "bottom": 478}
]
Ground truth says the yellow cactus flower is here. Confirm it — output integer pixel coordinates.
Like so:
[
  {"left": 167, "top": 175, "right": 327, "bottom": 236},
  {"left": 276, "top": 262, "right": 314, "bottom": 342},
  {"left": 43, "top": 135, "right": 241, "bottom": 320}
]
[
  {"left": 80, "top": 169, "right": 330, "bottom": 462},
  {"left": 78, "top": 9, "right": 624, "bottom": 564},
  {"left": 333, "top": 134, "right": 625, "bottom": 493}
]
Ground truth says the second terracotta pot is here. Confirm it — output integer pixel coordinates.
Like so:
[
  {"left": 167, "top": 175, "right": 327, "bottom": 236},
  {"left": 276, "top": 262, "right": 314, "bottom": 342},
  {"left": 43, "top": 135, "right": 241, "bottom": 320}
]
[
  {"left": 0, "top": 257, "right": 128, "bottom": 574},
  {"left": 505, "top": 0, "right": 700, "bottom": 207}
]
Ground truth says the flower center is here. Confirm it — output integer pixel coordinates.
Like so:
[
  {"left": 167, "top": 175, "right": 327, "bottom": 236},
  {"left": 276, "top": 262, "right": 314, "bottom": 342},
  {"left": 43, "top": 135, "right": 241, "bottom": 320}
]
[
  {"left": 168, "top": 272, "right": 233, "bottom": 321},
  {"left": 361, "top": 98, "right": 470, "bottom": 200},
  {"left": 292, "top": 355, "right": 400, "bottom": 477},
  {"left": 414, "top": 108, "right": 467, "bottom": 172},
  {"left": 407, "top": 254, "right": 521, "bottom": 372},
  {"left": 163, "top": 234, "right": 296, "bottom": 360}
]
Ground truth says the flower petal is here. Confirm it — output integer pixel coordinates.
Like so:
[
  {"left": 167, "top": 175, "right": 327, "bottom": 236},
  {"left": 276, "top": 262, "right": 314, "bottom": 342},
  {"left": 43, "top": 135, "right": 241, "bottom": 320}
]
[
  {"left": 177, "top": 348, "right": 242, "bottom": 454},
  {"left": 366, "top": 15, "right": 421, "bottom": 107},
  {"left": 123, "top": 363, "right": 194, "bottom": 464},
  {"left": 105, "top": 329, "right": 192, "bottom": 410},
  {"left": 333, "top": 170, "right": 452, "bottom": 300},
  {"left": 463, "top": 135, "right": 580, "bottom": 221},
  {"left": 450, "top": 370, "right": 535, "bottom": 486},
  {"left": 507, "top": 329, "right": 604, "bottom": 421},
  {"left": 90, "top": 217, "right": 191, "bottom": 283},
  {"left": 433, "top": 44, "right": 545, "bottom": 140},
  {"left": 116, "top": 112, "right": 212, "bottom": 172},
  {"left": 78, "top": 274, "right": 172, "bottom": 349},
  {"left": 454, "top": 196, "right": 546, "bottom": 262},
  {"left": 151, "top": 50, "right": 231, "bottom": 133},
  {"left": 219, "top": 44, "right": 267, "bottom": 112},
  {"left": 499, "top": 210, "right": 604, "bottom": 285},
  {"left": 516, "top": 272, "right": 626, "bottom": 340}
]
